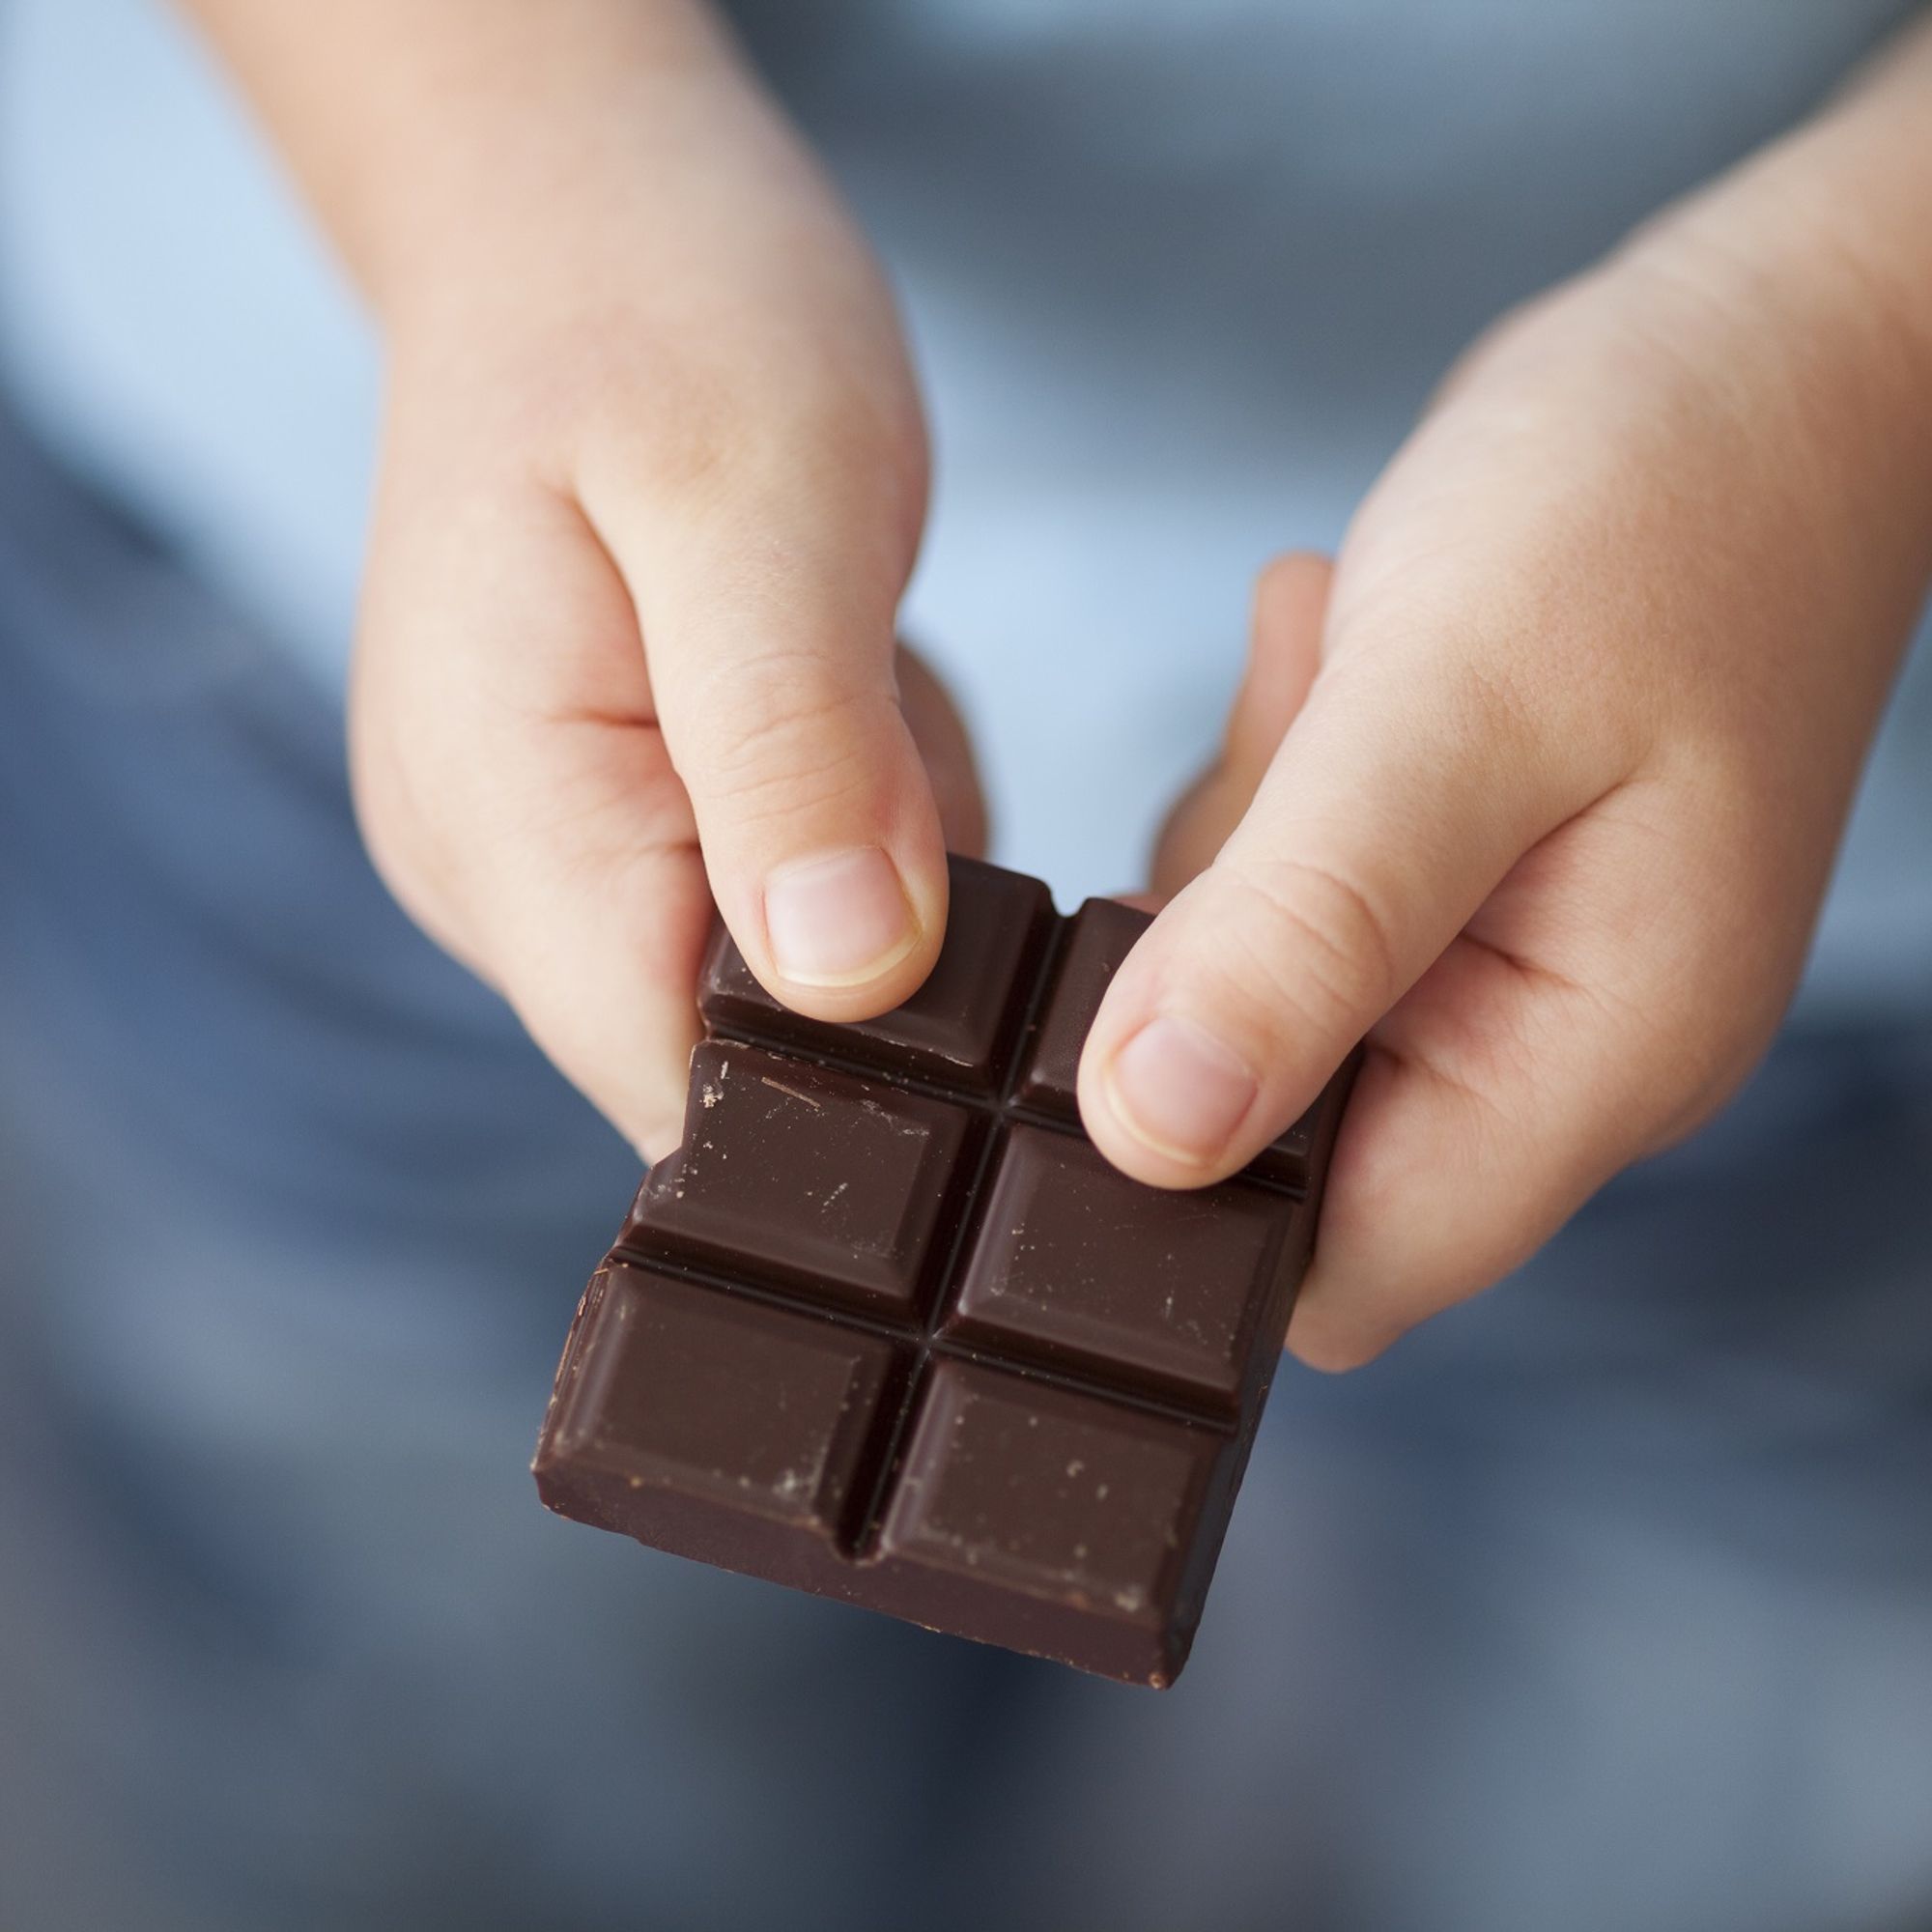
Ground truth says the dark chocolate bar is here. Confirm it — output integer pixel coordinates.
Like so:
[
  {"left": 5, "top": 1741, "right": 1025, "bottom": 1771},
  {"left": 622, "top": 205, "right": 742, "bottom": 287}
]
[{"left": 534, "top": 857, "right": 1356, "bottom": 1687}]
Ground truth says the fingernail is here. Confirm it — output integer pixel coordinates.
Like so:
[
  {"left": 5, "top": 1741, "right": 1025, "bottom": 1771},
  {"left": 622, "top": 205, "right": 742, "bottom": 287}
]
[
  {"left": 1104, "top": 1015, "right": 1259, "bottom": 1168},
  {"left": 764, "top": 847, "right": 920, "bottom": 987}
]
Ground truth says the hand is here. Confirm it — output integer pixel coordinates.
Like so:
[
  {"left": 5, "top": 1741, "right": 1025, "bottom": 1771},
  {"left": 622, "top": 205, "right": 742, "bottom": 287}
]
[
  {"left": 344, "top": 30, "right": 980, "bottom": 1156},
  {"left": 1080, "top": 196, "right": 1932, "bottom": 1368}
]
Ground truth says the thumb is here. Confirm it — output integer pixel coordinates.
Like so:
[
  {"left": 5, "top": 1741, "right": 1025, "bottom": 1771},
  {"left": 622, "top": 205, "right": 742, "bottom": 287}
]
[
  {"left": 584, "top": 439, "right": 949, "bottom": 1026},
  {"left": 1078, "top": 601, "right": 1602, "bottom": 1189}
]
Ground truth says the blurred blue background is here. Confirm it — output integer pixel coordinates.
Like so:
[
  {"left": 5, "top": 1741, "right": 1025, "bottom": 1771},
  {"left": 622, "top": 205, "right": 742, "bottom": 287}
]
[{"left": 1, "top": 2, "right": 1929, "bottom": 1927}]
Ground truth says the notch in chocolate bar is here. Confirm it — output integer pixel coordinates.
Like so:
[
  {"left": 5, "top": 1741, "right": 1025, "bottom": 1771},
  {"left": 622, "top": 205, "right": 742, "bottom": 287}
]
[{"left": 534, "top": 855, "right": 1357, "bottom": 1687}]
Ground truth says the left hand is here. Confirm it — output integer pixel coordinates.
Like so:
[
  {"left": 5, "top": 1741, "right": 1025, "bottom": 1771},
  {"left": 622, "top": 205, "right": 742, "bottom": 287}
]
[{"left": 1078, "top": 185, "right": 1932, "bottom": 1370}]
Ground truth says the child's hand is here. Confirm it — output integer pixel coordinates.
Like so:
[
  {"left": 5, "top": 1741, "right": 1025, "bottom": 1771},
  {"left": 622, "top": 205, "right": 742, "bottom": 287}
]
[
  {"left": 1082, "top": 142, "right": 1932, "bottom": 1367},
  {"left": 303, "top": 13, "right": 970, "bottom": 1155}
]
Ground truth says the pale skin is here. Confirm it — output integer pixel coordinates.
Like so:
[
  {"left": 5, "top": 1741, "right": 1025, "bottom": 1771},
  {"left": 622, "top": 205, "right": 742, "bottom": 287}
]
[{"left": 182, "top": 0, "right": 1932, "bottom": 1369}]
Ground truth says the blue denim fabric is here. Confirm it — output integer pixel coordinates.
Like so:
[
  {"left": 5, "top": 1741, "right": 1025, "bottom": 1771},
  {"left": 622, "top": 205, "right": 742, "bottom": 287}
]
[
  {"left": 2, "top": 411, "right": 1930, "bottom": 1931},
  {"left": 0, "top": 417, "right": 1030, "bottom": 1932}
]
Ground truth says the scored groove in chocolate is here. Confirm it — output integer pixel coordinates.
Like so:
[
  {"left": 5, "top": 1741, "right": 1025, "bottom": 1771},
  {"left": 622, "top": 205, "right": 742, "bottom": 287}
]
[{"left": 536, "top": 855, "right": 1359, "bottom": 1687}]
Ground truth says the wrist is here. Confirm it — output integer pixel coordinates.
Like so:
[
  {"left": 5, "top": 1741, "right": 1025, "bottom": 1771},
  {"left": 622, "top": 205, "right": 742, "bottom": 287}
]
[
  {"left": 185, "top": 0, "right": 772, "bottom": 324},
  {"left": 1608, "top": 36, "right": 1932, "bottom": 538},
  {"left": 1603, "top": 182, "right": 1932, "bottom": 598},
  {"left": 361, "top": 46, "right": 781, "bottom": 333}
]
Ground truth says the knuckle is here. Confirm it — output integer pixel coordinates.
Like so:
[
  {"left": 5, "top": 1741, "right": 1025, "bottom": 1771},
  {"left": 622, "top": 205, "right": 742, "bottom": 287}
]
[
  {"left": 588, "top": 337, "right": 925, "bottom": 547},
  {"left": 1216, "top": 854, "right": 1403, "bottom": 1037},
  {"left": 577, "top": 357, "right": 753, "bottom": 515},
  {"left": 687, "top": 661, "right": 897, "bottom": 829}
]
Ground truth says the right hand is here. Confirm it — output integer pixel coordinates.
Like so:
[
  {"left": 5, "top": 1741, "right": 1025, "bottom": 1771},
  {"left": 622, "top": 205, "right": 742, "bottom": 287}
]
[{"left": 348, "top": 28, "right": 980, "bottom": 1157}]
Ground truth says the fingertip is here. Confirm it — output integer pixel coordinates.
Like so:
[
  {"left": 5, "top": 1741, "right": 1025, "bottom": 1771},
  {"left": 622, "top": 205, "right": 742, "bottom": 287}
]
[
  {"left": 1078, "top": 1011, "right": 1265, "bottom": 1191},
  {"left": 762, "top": 844, "right": 923, "bottom": 988},
  {"left": 1282, "top": 1200, "right": 1409, "bottom": 1372},
  {"left": 1253, "top": 549, "right": 1335, "bottom": 625},
  {"left": 1076, "top": 869, "right": 1347, "bottom": 1189},
  {"left": 627, "top": 1056, "right": 697, "bottom": 1167},
  {"left": 1282, "top": 1297, "right": 1401, "bottom": 1375},
  {"left": 745, "top": 826, "right": 949, "bottom": 1023}
]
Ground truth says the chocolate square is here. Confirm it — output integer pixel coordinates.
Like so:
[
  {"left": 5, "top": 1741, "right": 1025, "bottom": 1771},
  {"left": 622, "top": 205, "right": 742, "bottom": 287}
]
[
  {"left": 943, "top": 1123, "right": 1302, "bottom": 1414},
  {"left": 629, "top": 1040, "right": 977, "bottom": 1320},
  {"left": 544, "top": 1263, "right": 904, "bottom": 1558},
  {"left": 876, "top": 1360, "right": 1224, "bottom": 1635},
  {"left": 699, "top": 861, "right": 1054, "bottom": 1094}
]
